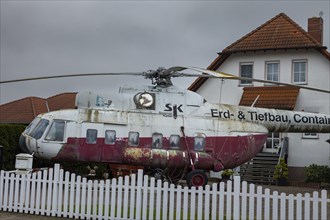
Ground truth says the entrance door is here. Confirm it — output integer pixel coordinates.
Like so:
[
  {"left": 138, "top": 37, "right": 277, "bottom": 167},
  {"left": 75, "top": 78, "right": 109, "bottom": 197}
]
[{"left": 263, "top": 133, "right": 280, "bottom": 153}]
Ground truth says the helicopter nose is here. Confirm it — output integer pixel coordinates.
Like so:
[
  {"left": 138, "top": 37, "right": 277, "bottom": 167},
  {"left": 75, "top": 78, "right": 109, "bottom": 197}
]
[{"left": 19, "top": 134, "right": 30, "bottom": 153}]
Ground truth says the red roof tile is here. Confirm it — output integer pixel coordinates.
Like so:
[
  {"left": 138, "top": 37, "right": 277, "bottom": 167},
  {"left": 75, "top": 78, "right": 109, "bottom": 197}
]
[
  {"left": 47, "top": 93, "right": 77, "bottom": 111},
  {"left": 0, "top": 92, "right": 77, "bottom": 124},
  {"left": 0, "top": 97, "right": 48, "bottom": 124},
  {"left": 223, "top": 13, "right": 323, "bottom": 53},
  {"left": 239, "top": 86, "right": 300, "bottom": 110}
]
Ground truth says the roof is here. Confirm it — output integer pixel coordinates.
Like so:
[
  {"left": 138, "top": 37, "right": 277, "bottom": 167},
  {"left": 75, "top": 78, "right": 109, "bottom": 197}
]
[
  {"left": 223, "top": 13, "right": 323, "bottom": 53},
  {"left": 239, "top": 86, "right": 300, "bottom": 110},
  {"left": 189, "top": 13, "right": 330, "bottom": 92},
  {"left": 47, "top": 93, "right": 77, "bottom": 111},
  {"left": 0, "top": 93, "right": 77, "bottom": 124},
  {"left": 0, "top": 97, "right": 48, "bottom": 124}
]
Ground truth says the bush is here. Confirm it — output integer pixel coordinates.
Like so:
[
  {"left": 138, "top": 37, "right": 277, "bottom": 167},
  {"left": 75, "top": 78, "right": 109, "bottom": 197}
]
[
  {"left": 0, "top": 124, "right": 26, "bottom": 170},
  {"left": 273, "top": 158, "right": 288, "bottom": 180},
  {"left": 304, "top": 164, "right": 330, "bottom": 183}
]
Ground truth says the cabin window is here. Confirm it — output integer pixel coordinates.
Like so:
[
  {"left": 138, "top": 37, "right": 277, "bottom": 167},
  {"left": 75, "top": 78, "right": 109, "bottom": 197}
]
[
  {"left": 45, "top": 120, "right": 66, "bottom": 142},
  {"left": 152, "top": 133, "right": 163, "bottom": 148},
  {"left": 128, "top": 131, "right": 139, "bottom": 146},
  {"left": 194, "top": 136, "right": 205, "bottom": 151},
  {"left": 105, "top": 130, "right": 116, "bottom": 145},
  {"left": 239, "top": 62, "right": 253, "bottom": 85},
  {"left": 292, "top": 60, "right": 307, "bottom": 84},
  {"left": 30, "top": 119, "right": 49, "bottom": 140},
  {"left": 169, "top": 135, "right": 180, "bottom": 149},
  {"left": 265, "top": 61, "right": 279, "bottom": 83},
  {"left": 86, "top": 129, "right": 98, "bottom": 144}
]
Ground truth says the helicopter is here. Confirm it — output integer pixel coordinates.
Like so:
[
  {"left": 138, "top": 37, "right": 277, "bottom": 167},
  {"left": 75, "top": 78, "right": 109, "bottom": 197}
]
[{"left": 1, "top": 66, "right": 329, "bottom": 187}]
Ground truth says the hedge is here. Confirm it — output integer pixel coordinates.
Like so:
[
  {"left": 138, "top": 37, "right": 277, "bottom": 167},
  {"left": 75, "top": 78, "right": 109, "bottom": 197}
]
[
  {"left": 304, "top": 164, "right": 330, "bottom": 183},
  {"left": 0, "top": 124, "right": 26, "bottom": 170}
]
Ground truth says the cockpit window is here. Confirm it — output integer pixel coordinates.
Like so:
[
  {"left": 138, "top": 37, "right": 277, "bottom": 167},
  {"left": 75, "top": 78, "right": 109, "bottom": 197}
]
[
  {"left": 30, "top": 119, "right": 49, "bottom": 140},
  {"left": 25, "top": 117, "right": 41, "bottom": 135},
  {"left": 45, "top": 120, "right": 66, "bottom": 142}
]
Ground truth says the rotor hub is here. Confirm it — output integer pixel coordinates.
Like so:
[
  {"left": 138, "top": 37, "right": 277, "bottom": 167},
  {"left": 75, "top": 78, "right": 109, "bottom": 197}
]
[{"left": 143, "top": 67, "right": 173, "bottom": 87}]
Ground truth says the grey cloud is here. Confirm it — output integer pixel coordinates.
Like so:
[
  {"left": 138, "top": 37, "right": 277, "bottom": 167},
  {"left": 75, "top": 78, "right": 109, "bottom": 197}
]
[{"left": 1, "top": 1, "right": 329, "bottom": 104}]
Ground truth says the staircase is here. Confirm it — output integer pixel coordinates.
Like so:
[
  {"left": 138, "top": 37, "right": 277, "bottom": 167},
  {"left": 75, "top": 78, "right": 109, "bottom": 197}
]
[{"left": 239, "top": 152, "right": 280, "bottom": 185}]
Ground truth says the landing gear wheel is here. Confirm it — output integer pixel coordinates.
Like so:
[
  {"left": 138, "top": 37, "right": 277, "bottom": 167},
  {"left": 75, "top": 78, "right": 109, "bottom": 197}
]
[{"left": 186, "top": 170, "right": 208, "bottom": 188}]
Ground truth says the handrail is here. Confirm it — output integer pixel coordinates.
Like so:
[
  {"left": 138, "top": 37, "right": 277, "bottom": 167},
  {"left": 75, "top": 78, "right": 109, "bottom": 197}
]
[{"left": 278, "top": 137, "right": 289, "bottom": 164}]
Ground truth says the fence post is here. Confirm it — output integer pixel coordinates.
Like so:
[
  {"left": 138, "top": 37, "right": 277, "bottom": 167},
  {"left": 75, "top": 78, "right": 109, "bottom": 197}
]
[
  {"left": 0, "top": 145, "right": 3, "bottom": 170},
  {"left": 0, "top": 170, "right": 4, "bottom": 210},
  {"left": 51, "top": 164, "right": 60, "bottom": 216},
  {"left": 321, "top": 190, "right": 327, "bottom": 219},
  {"left": 136, "top": 169, "right": 143, "bottom": 219},
  {"left": 233, "top": 175, "right": 241, "bottom": 219},
  {"left": 312, "top": 192, "right": 319, "bottom": 219}
]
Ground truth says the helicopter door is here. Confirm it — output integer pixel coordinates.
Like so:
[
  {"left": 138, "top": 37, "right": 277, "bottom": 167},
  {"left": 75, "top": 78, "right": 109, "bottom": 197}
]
[{"left": 79, "top": 123, "right": 103, "bottom": 162}]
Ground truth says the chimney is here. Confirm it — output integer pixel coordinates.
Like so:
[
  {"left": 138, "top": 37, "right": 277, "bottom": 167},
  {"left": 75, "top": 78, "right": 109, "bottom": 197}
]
[{"left": 308, "top": 17, "right": 323, "bottom": 45}]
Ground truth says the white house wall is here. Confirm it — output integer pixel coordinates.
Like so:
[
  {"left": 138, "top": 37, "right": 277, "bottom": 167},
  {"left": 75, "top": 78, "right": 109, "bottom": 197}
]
[{"left": 196, "top": 49, "right": 330, "bottom": 168}]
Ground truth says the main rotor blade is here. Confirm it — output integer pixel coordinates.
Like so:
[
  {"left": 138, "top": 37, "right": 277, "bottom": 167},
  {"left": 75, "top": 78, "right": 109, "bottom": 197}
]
[
  {"left": 187, "top": 66, "right": 330, "bottom": 94},
  {"left": 0, "top": 72, "right": 143, "bottom": 84},
  {"left": 2, "top": 66, "right": 329, "bottom": 94}
]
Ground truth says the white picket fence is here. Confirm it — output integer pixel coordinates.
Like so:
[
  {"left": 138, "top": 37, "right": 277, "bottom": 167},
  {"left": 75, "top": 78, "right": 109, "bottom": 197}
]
[{"left": 0, "top": 164, "right": 328, "bottom": 220}]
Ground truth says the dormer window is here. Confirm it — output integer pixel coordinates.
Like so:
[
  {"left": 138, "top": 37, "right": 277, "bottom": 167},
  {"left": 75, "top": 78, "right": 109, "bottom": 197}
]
[
  {"left": 292, "top": 60, "right": 307, "bottom": 84},
  {"left": 239, "top": 62, "right": 253, "bottom": 86}
]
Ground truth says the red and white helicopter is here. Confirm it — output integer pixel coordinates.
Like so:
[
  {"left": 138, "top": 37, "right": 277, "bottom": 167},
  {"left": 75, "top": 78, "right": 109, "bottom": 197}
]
[{"left": 1, "top": 66, "right": 329, "bottom": 187}]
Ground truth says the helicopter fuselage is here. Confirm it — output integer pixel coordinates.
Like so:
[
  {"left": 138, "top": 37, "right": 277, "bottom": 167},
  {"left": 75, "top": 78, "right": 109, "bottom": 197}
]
[{"left": 19, "top": 85, "right": 330, "bottom": 174}]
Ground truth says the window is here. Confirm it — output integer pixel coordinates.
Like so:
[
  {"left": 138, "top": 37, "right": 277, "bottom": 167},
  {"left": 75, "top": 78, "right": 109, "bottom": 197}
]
[
  {"left": 105, "top": 130, "right": 116, "bottom": 145},
  {"left": 30, "top": 119, "right": 49, "bottom": 140},
  {"left": 45, "top": 120, "right": 66, "bottom": 142},
  {"left": 194, "top": 136, "right": 205, "bottom": 151},
  {"left": 86, "top": 129, "right": 97, "bottom": 144},
  {"left": 240, "top": 63, "right": 253, "bottom": 85},
  {"left": 128, "top": 131, "right": 139, "bottom": 146},
  {"left": 265, "top": 133, "right": 280, "bottom": 149},
  {"left": 292, "top": 60, "right": 307, "bottom": 84},
  {"left": 152, "top": 133, "right": 163, "bottom": 148},
  {"left": 265, "top": 61, "right": 279, "bottom": 82},
  {"left": 169, "top": 135, "right": 180, "bottom": 149},
  {"left": 25, "top": 117, "right": 41, "bottom": 135}
]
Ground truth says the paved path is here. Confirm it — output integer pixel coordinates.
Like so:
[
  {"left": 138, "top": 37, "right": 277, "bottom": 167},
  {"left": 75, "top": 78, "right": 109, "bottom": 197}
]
[{"left": 0, "top": 211, "right": 66, "bottom": 220}]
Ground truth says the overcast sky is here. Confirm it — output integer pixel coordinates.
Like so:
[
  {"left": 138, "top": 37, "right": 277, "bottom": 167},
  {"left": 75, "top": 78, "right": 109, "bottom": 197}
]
[{"left": 1, "top": 0, "right": 329, "bottom": 104}]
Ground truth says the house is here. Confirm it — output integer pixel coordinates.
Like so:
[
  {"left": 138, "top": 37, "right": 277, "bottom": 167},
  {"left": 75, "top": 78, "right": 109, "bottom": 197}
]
[
  {"left": 189, "top": 13, "right": 330, "bottom": 182},
  {"left": 0, "top": 93, "right": 77, "bottom": 124}
]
